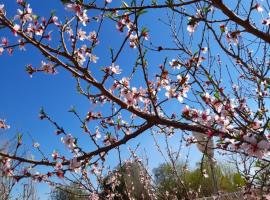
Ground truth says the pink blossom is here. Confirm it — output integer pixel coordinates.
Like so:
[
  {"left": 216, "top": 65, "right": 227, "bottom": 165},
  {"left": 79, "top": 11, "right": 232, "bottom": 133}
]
[
  {"left": 255, "top": 4, "right": 264, "bottom": 12},
  {"left": 35, "top": 26, "right": 44, "bottom": 36},
  {"left": 201, "top": 109, "right": 211, "bottom": 122},
  {"left": 65, "top": 3, "right": 81, "bottom": 14},
  {"left": 129, "top": 34, "right": 138, "bottom": 48},
  {"left": 89, "top": 54, "right": 99, "bottom": 63},
  {"left": 41, "top": 61, "right": 57, "bottom": 74},
  {"left": 33, "top": 142, "right": 40, "bottom": 148},
  {"left": 257, "top": 140, "right": 270, "bottom": 150},
  {"left": 0, "top": 119, "right": 10, "bottom": 129},
  {"left": 0, "top": 4, "right": 5, "bottom": 14},
  {"left": 17, "top": 0, "right": 24, "bottom": 4},
  {"left": 78, "top": 10, "right": 89, "bottom": 26},
  {"left": 251, "top": 121, "right": 262, "bottom": 130},
  {"left": 243, "top": 134, "right": 257, "bottom": 145},
  {"left": 13, "top": 24, "right": 20, "bottom": 36},
  {"left": 202, "top": 93, "right": 212, "bottom": 104},
  {"left": 169, "top": 59, "right": 181, "bottom": 69},
  {"left": 187, "top": 24, "right": 197, "bottom": 33},
  {"left": 61, "top": 134, "right": 76, "bottom": 150},
  {"left": 262, "top": 18, "right": 270, "bottom": 25},
  {"left": 120, "top": 77, "right": 130, "bottom": 88},
  {"left": 52, "top": 151, "right": 58, "bottom": 160},
  {"left": 55, "top": 162, "right": 63, "bottom": 170},
  {"left": 177, "top": 94, "right": 184, "bottom": 103},
  {"left": 74, "top": 50, "right": 86, "bottom": 65},
  {"left": 18, "top": 39, "right": 26, "bottom": 51},
  {"left": 165, "top": 86, "right": 175, "bottom": 99},
  {"left": 187, "top": 18, "right": 198, "bottom": 33},
  {"left": 69, "top": 157, "right": 81, "bottom": 170},
  {"left": 201, "top": 47, "right": 208, "bottom": 54},
  {"left": 110, "top": 63, "right": 122, "bottom": 74},
  {"left": 77, "top": 28, "right": 87, "bottom": 41},
  {"left": 7, "top": 48, "right": 13, "bottom": 55},
  {"left": 89, "top": 192, "right": 99, "bottom": 200},
  {"left": 95, "top": 127, "right": 101, "bottom": 139},
  {"left": 1, "top": 37, "right": 8, "bottom": 46},
  {"left": 88, "top": 31, "right": 97, "bottom": 43},
  {"left": 0, "top": 47, "right": 4, "bottom": 55},
  {"left": 50, "top": 16, "right": 60, "bottom": 26},
  {"left": 2, "top": 159, "right": 13, "bottom": 176},
  {"left": 56, "top": 170, "right": 64, "bottom": 178},
  {"left": 182, "top": 105, "right": 190, "bottom": 117},
  {"left": 14, "top": 4, "right": 32, "bottom": 22}
]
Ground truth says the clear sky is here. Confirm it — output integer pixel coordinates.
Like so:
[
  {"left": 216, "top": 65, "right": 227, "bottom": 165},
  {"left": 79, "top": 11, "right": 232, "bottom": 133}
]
[{"left": 0, "top": 0, "right": 218, "bottom": 199}]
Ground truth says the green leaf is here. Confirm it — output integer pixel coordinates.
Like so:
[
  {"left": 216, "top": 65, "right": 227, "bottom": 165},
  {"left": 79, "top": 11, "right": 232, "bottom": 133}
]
[
  {"left": 17, "top": 133, "right": 22, "bottom": 140},
  {"left": 193, "top": 51, "right": 198, "bottom": 57},
  {"left": 32, "top": 15, "right": 39, "bottom": 21},
  {"left": 106, "top": 132, "right": 112, "bottom": 137},
  {"left": 151, "top": 0, "right": 157, "bottom": 5},
  {"left": 202, "top": 6, "right": 210, "bottom": 14},
  {"left": 122, "top": 1, "right": 129, "bottom": 8},
  {"left": 76, "top": 84, "right": 82, "bottom": 93},
  {"left": 214, "top": 92, "right": 220, "bottom": 99},
  {"left": 86, "top": 85, "right": 90, "bottom": 91},
  {"left": 40, "top": 107, "right": 45, "bottom": 115},
  {"left": 50, "top": 10, "right": 56, "bottom": 16},
  {"left": 141, "top": 27, "right": 149, "bottom": 34},
  {"left": 60, "top": 0, "right": 71, "bottom": 4},
  {"left": 68, "top": 106, "right": 76, "bottom": 113},
  {"left": 166, "top": 0, "right": 174, "bottom": 7},
  {"left": 17, "top": 133, "right": 23, "bottom": 144},
  {"left": 220, "top": 25, "right": 226, "bottom": 33}
]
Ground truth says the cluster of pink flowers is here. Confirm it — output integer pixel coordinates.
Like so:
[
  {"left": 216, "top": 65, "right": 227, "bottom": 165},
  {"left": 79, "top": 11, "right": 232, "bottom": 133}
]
[
  {"left": 0, "top": 2, "right": 61, "bottom": 57},
  {"left": 69, "top": 157, "right": 81, "bottom": 170},
  {"left": 1, "top": 158, "right": 12, "bottom": 176},
  {"left": 14, "top": 3, "right": 33, "bottom": 23},
  {"left": 183, "top": 90, "right": 270, "bottom": 158},
  {"left": 74, "top": 44, "right": 99, "bottom": 65},
  {"left": 40, "top": 61, "right": 57, "bottom": 74},
  {"left": 240, "top": 134, "right": 270, "bottom": 158},
  {"left": 159, "top": 69, "right": 190, "bottom": 103},
  {"left": 164, "top": 75, "right": 190, "bottom": 103},
  {"left": 61, "top": 134, "right": 76, "bottom": 150},
  {"left": 111, "top": 77, "right": 149, "bottom": 108},
  {"left": 116, "top": 14, "right": 134, "bottom": 32},
  {"left": 77, "top": 29, "right": 98, "bottom": 44},
  {"left": 186, "top": 8, "right": 210, "bottom": 33},
  {"left": 66, "top": 3, "right": 89, "bottom": 26}
]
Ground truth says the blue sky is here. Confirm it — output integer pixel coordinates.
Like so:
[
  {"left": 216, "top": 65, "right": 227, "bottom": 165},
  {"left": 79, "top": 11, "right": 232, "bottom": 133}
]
[{"left": 0, "top": 0, "right": 230, "bottom": 199}]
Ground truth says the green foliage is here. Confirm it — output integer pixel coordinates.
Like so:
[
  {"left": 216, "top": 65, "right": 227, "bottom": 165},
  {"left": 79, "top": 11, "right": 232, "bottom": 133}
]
[
  {"left": 60, "top": 0, "right": 71, "bottom": 4},
  {"left": 153, "top": 160, "right": 246, "bottom": 199},
  {"left": 153, "top": 162, "right": 187, "bottom": 198},
  {"left": 151, "top": 0, "right": 157, "bottom": 6},
  {"left": 50, "top": 183, "right": 89, "bottom": 200}
]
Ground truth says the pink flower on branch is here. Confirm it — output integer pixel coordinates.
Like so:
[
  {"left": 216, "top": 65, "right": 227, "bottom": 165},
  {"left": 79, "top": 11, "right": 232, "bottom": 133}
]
[
  {"left": 0, "top": 119, "right": 10, "bottom": 130},
  {"left": 61, "top": 134, "right": 76, "bottom": 150}
]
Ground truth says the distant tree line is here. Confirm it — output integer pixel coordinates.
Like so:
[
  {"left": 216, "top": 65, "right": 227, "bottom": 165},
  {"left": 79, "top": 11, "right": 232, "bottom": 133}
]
[{"left": 50, "top": 159, "right": 246, "bottom": 200}]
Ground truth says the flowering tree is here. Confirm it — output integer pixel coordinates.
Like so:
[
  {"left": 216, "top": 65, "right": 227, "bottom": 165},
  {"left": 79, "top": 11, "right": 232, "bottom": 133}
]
[{"left": 1, "top": 0, "right": 270, "bottom": 199}]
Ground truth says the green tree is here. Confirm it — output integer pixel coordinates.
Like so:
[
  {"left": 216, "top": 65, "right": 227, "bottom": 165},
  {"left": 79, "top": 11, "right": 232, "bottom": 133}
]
[
  {"left": 50, "top": 183, "right": 89, "bottom": 200},
  {"left": 153, "top": 162, "right": 188, "bottom": 199},
  {"left": 153, "top": 160, "right": 245, "bottom": 199}
]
